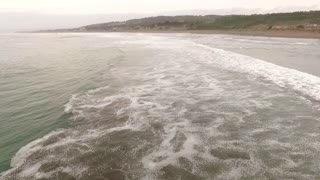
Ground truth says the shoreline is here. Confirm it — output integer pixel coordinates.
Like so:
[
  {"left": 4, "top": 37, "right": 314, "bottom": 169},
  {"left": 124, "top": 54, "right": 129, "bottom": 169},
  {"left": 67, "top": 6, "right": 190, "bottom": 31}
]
[
  {"left": 115, "top": 30, "right": 320, "bottom": 39},
  {"left": 41, "top": 30, "right": 320, "bottom": 39},
  {"left": 190, "top": 30, "right": 320, "bottom": 39}
]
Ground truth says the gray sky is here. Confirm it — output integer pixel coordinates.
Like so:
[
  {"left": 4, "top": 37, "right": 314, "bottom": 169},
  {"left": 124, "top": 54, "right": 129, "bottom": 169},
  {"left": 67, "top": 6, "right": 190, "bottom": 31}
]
[
  {"left": 0, "top": 0, "right": 319, "bottom": 32},
  {"left": 1, "top": 0, "right": 320, "bottom": 14}
]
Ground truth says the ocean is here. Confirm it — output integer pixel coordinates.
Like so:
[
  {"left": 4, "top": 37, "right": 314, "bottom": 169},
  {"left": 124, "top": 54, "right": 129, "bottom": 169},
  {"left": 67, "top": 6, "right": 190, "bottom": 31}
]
[{"left": 1, "top": 33, "right": 320, "bottom": 179}]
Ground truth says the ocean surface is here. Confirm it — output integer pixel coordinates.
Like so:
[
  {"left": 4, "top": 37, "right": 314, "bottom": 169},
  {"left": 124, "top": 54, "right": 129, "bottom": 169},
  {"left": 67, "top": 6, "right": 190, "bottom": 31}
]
[{"left": 0, "top": 33, "right": 320, "bottom": 179}]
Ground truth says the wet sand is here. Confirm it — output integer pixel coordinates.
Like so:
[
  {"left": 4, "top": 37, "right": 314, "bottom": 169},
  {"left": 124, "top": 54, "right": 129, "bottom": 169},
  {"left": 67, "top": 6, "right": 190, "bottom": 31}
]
[
  {"left": 119, "top": 30, "right": 320, "bottom": 39},
  {"left": 190, "top": 30, "right": 320, "bottom": 39}
]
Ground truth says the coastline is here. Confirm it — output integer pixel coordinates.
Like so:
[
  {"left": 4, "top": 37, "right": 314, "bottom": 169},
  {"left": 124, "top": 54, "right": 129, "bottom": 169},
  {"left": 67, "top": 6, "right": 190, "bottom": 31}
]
[
  {"left": 38, "top": 29, "right": 320, "bottom": 39},
  {"left": 110, "top": 29, "right": 320, "bottom": 39},
  {"left": 32, "top": 11, "right": 320, "bottom": 40}
]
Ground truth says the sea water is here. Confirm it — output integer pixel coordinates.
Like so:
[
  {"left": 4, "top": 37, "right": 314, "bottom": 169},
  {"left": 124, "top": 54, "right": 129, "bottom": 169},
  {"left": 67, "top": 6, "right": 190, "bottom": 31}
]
[{"left": 1, "top": 33, "right": 320, "bottom": 179}]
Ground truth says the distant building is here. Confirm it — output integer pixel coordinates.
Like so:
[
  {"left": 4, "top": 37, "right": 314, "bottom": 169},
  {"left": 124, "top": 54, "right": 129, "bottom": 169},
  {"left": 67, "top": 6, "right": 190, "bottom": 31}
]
[
  {"left": 306, "top": 24, "right": 319, "bottom": 27},
  {"left": 271, "top": 26, "right": 291, "bottom": 30}
]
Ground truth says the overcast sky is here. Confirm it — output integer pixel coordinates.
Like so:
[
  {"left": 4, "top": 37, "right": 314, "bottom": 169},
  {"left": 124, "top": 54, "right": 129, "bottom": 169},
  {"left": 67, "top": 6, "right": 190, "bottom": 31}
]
[
  {"left": 1, "top": 0, "right": 320, "bottom": 14},
  {"left": 0, "top": 0, "right": 319, "bottom": 32}
]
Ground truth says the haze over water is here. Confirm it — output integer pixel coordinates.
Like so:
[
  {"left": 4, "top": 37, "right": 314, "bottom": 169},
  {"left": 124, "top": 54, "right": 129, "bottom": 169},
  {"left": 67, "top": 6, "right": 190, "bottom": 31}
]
[{"left": 1, "top": 33, "right": 320, "bottom": 179}]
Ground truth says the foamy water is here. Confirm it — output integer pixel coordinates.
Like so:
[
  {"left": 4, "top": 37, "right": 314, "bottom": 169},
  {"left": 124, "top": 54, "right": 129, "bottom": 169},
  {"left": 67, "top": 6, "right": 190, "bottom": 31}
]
[{"left": 1, "top": 33, "right": 320, "bottom": 180}]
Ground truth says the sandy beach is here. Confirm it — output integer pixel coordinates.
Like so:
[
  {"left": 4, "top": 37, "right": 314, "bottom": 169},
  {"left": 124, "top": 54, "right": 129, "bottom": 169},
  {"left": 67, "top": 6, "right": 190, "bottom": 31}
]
[{"left": 115, "top": 29, "right": 320, "bottom": 39}]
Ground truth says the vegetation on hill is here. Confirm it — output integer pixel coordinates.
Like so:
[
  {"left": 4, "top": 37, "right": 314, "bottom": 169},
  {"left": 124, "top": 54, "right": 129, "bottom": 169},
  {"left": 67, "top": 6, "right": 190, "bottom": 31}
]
[
  {"left": 41, "top": 11, "right": 320, "bottom": 33},
  {"left": 195, "top": 11, "right": 320, "bottom": 30}
]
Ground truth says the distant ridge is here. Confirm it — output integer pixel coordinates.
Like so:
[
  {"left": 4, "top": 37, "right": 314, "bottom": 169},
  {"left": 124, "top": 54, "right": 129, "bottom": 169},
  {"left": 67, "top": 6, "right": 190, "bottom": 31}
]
[{"left": 38, "top": 11, "right": 320, "bottom": 33}]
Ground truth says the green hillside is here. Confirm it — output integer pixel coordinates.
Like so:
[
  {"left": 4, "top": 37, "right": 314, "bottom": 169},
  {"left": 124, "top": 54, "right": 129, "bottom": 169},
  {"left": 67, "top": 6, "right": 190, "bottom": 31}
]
[
  {"left": 41, "top": 11, "right": 320, "bottom": 33},
  {"left": 195, "top": 11, "right": 320, "bottom": 30}
]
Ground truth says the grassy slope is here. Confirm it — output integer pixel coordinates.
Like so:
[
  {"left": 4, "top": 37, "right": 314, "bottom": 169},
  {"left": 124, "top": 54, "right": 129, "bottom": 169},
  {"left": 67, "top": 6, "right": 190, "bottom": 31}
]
[
  {"left": 41, "top": 11, "right": 320, "bottom": 33},
  {"left": 194, "top": 11, "right": 320, "bottom": 30}
]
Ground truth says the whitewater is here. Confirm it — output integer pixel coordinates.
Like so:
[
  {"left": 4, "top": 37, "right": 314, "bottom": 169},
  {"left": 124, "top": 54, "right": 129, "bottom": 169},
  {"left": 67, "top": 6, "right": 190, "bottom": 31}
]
[{"left": 1, "top": 33, "right": 320, "bottom": 180}]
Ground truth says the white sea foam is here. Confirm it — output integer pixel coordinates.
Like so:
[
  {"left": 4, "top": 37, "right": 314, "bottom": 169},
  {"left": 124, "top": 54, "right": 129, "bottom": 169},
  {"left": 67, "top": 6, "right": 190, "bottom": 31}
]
[{"left": 191, "top": 43, "right": 320, "bottom": 103}]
